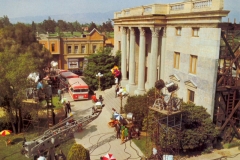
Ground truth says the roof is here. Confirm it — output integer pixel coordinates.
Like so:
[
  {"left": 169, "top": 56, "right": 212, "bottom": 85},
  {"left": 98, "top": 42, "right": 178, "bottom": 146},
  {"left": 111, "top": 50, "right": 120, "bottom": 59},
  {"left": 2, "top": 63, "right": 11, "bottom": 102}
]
[
  {"left": 60, "top": 71, "right": 79, "bottom": 78},
  {"left": 67, "top": 77, "right": 88, "bottom": 89}
]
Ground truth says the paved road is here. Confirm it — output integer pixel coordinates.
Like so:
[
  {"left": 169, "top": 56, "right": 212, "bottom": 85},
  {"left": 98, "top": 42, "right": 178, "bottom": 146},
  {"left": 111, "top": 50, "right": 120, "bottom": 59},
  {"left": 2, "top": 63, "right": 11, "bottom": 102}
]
[{"left": 62, "top": 86, "right": 144, "bottom": 160}]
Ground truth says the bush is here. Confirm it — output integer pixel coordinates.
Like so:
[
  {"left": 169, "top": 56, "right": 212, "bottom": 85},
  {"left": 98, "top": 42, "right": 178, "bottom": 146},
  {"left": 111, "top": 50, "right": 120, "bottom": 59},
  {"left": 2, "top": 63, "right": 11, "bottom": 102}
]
[{"left": 67, "top": 143, "right": 90, "bottom": 160}]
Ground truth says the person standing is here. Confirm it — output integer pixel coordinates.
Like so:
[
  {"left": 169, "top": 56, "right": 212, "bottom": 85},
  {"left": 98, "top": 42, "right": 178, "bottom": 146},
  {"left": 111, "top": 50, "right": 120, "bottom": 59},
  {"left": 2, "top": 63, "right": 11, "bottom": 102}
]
[
  {"left": 115, "top": 84, "right": 119, "bottom": 98},
  {"left": 64, "top": 102, "right": 68, "bottom": 118},
  {"left": 58, "top": 88, "right": 62, "bottom": 101},
  {"left": 91, "top": 93, "right": 97, "bottom": 103},
  {"left": 66, "top": 101, "right": 71, "bottom": 113},
  {"left": 52, "top": 109, "right": 56, "bottom": 125},
  {"left": 115, "top": 123, "right": 121, "bottom": 139}
]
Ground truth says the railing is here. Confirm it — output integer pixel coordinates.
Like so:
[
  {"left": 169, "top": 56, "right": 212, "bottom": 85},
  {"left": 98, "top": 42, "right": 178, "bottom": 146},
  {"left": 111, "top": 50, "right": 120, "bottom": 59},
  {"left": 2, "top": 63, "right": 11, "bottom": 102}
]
[
  {"left": 193, "top": 0, "right": 212, "bottom": 8},
  {"left": 144, "top": 7, "right": 152, "bottom": 12},
  {"left": 170, "top": 4, "right": 184, "bottom": 10}
]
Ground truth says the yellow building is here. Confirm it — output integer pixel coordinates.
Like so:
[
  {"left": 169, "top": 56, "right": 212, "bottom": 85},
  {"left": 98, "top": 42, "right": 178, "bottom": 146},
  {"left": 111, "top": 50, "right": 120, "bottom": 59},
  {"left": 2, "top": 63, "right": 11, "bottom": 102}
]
[{"left": 37, "top": 28, "right": 106, "bottom": 73}]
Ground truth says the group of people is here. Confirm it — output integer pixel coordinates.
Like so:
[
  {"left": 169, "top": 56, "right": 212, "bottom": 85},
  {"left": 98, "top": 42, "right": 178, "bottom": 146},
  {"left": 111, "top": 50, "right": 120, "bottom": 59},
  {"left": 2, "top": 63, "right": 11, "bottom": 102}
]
[{"left": 115, "top": 122, "right": 131, "bottom": 144}]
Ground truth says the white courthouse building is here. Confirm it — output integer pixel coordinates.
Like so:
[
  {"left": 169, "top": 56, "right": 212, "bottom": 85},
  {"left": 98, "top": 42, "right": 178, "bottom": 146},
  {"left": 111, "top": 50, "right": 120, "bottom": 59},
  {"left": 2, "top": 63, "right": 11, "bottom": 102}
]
[{"left": 113, "top": 0, "right": 230, "bottom": 117}]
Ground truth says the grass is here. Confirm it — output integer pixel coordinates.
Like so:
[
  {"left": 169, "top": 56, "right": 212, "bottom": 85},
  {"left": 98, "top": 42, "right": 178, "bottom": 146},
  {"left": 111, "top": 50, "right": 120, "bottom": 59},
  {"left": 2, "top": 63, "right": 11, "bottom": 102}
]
[{"left": 132, "top": 133, "right": 154, "bottom": 158}]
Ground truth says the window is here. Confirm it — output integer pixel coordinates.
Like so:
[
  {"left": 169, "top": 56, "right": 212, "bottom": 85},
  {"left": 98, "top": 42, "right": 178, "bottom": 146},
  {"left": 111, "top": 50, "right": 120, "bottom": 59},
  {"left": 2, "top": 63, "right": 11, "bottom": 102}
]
[
  {"left": 187, "top": 89, "right": 195, "bottom": 102},
  {"left": 174, "top": 52, "right": 180, "bottom": 69},
  {"left": 68, "top": 46, "right": 71, "bottom": 53},
  {"left": 92, "top": 45, "right": 97, "bottom": 53},
  {"left": 176, "top": 27, "right": 181, "bottom": 36},
  {"left": 118, "top": 27, "right": 121, "bottom": 32},
  {"left": 81, "top": 45, "right": 85, "bottom": 53},
  {"left": 68, "top": 61, "right": 78, "bottom": 69},
  {"left": 192, "top": 28, "right": 199, "bottom": 37},
  {"left": 189, "top": 55, "right": 197, "bottom": 74},
  {"left": 51, "top": 44, "right": 55, "bottom": 52},
  {"left": 74, "top": 46, "right": 78, "bottom": 53}
]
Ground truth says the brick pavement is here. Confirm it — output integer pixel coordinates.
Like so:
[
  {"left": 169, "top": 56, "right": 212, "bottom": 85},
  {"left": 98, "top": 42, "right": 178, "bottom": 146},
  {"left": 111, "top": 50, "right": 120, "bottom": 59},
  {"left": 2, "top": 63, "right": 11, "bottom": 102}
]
[{"left": 62, "top": 85, "right": 144, "bottom": 160}]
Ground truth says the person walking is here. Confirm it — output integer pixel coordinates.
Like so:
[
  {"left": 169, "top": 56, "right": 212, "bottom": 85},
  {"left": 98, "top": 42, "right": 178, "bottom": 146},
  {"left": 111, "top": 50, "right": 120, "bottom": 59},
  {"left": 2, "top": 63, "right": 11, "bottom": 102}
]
[{"left": 66, "top": 101, "right": 71, "bottom": 113}]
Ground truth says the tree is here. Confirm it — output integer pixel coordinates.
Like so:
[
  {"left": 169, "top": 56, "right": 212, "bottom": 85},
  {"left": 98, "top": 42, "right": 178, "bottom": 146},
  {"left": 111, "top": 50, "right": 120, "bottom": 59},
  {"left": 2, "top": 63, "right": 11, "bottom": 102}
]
[
  {"left": 42, "top": 17, "right": 57, "bottom": 33},
  {"left": 83, "top": 47, "right": 117, "bottom": 91},
  {"left": 67, "top": 143, "right": 90, "bottom": 160},
  {"left": 0, "top": 24, "right": 52, "bottom": 133},
  {"left": 88, "top": 22, "right": 97, "bottom": 32}
]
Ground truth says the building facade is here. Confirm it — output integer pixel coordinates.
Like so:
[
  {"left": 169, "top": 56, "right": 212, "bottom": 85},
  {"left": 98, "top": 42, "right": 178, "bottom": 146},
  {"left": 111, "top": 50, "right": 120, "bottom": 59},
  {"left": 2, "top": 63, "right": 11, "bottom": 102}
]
[
  {"left": 37, "top": 29, "right": 105, "bottom": 73},
  {"left": 113, "top": 0, "right": 229, "bottom": 117}
]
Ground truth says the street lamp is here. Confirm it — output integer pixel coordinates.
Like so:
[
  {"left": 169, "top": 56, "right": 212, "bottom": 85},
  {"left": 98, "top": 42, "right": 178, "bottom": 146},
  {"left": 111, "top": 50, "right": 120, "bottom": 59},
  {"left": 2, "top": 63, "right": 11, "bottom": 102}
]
[
  {"left": 96, "top": 72, "right": 103, "bottom": 91},
  {"left": 118, "top": 88, "right": 128, "bottom": 114}
]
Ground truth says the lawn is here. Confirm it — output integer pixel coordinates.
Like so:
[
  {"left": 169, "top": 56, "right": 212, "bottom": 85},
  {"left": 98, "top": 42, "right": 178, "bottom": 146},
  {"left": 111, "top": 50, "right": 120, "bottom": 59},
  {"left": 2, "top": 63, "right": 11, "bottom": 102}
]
[{"left": 132, "top": 132, "right": 154, "bottom": 158}]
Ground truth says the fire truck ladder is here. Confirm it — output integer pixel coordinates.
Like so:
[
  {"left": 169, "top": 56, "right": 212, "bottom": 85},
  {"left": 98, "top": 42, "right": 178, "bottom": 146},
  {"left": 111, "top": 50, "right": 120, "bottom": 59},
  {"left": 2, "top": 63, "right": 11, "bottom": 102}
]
[{"left": 22, "top": 106, "right": 102, "bottom": 159}]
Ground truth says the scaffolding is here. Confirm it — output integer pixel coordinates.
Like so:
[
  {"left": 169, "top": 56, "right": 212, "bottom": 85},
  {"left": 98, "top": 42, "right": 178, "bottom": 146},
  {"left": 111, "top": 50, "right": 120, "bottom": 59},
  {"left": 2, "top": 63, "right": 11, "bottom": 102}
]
[{"left": 215, "top": 22, "right": 240, "bottom": 142}]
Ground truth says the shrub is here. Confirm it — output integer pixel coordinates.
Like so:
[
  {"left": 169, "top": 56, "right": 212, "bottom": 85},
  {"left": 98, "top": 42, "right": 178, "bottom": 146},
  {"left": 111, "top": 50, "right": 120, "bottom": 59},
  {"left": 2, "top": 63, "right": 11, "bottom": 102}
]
[{"left": 67, "top": 143, "right": 90, "bottom": 160}]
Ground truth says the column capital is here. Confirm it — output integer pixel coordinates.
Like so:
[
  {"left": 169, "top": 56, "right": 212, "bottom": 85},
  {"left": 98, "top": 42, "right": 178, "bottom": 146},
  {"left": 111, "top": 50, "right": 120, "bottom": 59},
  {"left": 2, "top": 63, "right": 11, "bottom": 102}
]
[
  {"left": 138, "top": 27, "right": 146, "bottom": 36},
  {"left": 129, "top": 27, "right": 135, "bottom": 35},
  {"left": 150, "top": 27, "right": 160, "bottom": 38},
  {"left": 121, "top": 27, "right": 127, "bottom": 34}
]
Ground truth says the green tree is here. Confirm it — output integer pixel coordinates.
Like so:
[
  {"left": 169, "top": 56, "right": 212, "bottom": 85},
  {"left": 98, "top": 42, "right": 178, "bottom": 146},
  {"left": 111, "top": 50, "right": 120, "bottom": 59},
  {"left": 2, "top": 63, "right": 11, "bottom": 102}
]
[
  {"left": 83, "top": 47, "right": 116, "bottom": 91},
  {"left": 67, "top": 143, "right": 90, "bottom": 160},
  {"left": 0, "top": 24, "right": 52, "bottom": 133},
  {"left": 88, "top": 21, "right": 97, "bottom": 32}
]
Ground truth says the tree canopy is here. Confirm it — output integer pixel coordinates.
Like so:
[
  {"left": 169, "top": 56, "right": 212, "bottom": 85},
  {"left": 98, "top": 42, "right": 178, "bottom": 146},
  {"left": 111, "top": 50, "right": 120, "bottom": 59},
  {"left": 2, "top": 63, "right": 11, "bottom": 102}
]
[
  {"left": 0, "top": 23, "right": 52, "bottom": 133},
  {"left": 83, "top": 47, "right": 119, "bottom": 91}
]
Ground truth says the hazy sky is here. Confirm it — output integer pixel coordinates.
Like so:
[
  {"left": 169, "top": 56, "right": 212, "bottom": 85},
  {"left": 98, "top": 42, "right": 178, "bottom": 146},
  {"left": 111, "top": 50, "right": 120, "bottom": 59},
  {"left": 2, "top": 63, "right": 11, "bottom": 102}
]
[{"left": 0, "top": 0, "right": 239, "bottom": 22}]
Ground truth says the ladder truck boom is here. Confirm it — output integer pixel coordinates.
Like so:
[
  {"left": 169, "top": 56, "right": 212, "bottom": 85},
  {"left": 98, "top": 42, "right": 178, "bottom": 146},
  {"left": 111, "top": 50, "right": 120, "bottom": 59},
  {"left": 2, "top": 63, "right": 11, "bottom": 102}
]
[{"left": 22, "top": 104, "right": 103, "bottom": 159}]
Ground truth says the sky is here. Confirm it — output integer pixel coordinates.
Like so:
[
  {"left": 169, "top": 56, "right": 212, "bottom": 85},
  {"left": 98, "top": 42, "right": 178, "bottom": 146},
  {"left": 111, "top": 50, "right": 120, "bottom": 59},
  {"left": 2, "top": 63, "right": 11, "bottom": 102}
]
[{"left": 0, "top": 0, "right": 239, "bottom": 23}]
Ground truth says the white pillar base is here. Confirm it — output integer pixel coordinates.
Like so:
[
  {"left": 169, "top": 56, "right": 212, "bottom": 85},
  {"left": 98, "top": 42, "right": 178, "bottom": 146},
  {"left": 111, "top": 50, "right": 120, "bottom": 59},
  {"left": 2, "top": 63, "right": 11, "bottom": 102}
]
[
  {"left": 120, "top": 79, "right": 129, "bottom": 88},
  {"left": 125, "top": 84, "right": 138, "bottom": 95}
]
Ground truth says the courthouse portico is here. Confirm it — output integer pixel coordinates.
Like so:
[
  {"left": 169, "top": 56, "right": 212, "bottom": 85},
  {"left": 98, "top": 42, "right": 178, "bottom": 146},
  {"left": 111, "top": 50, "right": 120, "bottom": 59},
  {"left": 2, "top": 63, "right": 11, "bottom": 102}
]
[{"left": 113, "top": 0, "right": 229, "bottom": 117}]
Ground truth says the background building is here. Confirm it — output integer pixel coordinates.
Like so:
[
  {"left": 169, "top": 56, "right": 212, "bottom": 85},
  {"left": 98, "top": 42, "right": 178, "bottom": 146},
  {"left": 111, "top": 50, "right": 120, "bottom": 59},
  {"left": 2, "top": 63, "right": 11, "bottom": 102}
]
[
  {"left": 37, "top": 28, "right": 106, "bottom": 74},
  {"left": 113, "top": 0, "right": 230, "bottom": 117}
]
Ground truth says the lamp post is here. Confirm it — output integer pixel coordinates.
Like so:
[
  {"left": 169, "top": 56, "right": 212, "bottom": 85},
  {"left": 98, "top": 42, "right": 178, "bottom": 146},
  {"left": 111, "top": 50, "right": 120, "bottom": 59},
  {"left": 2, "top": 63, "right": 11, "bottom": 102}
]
[
  {"left": 96, "top": 72, "right": 103, "bottom": 91},
  {"left": 119, "top": 93, "right": 123, "bottom": 114}
]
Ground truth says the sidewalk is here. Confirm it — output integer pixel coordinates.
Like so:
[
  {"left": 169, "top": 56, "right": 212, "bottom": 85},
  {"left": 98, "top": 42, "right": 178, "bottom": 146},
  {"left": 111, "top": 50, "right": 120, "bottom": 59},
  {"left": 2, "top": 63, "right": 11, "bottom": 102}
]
[{"left": 64, "top": 85, "right": 144, "bottom": 160}]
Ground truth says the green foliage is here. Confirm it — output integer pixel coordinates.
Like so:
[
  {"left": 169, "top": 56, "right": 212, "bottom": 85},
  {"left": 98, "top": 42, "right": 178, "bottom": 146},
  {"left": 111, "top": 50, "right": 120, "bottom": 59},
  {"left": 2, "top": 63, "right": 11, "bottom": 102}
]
[
  {"left": 0, "top": 23, "right": 52, "bottom": 133},
  {"left": 125, "top": 88, "right": 219, "bottom": 153},
  {"left": 83, "top": 47, "right": 117, "bottom": 91},
  {"left": 125, "top": 88, "right": 155, "bottom": 130},
  {"left": 180, "top": 103, "right": 220, "bottom": 152},
  {"left": 67, "top": 143, "right": 90, "bottom": 160}
]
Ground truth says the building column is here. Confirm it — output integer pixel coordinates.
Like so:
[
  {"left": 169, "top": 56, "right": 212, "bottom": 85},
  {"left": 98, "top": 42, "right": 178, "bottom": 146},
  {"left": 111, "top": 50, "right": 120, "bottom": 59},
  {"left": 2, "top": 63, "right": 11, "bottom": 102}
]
[
  {"left": 149, "top": 27, "right": 160, "bottom": 88},
  {"left": 129, "top": 27, "right": 136, "bottom": 85},
  {"left": 121, "top": 27, "right": 127, "bottom": 80},
  {"left": 160, "top": 27, "right": 166, "bottom": 80},
  {"left": 136, "top": 27, "right": 146, "bottom": 94}
]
